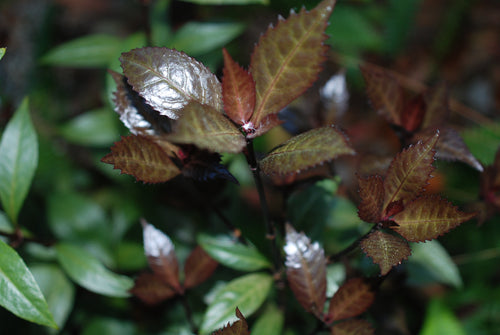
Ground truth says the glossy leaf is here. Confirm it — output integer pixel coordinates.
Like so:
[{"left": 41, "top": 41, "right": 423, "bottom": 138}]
[
  {"left": 55, "top": 243, "right": 134, "bottom": 298},
  {"left": 360, "top": 64, "right": 404, "bottom": 126},
  {"left": 198, "top": 234, "right": 271, "bottom": 272},
  {"left": 360, "top": 230, "right": 411, "bottom": 275},
  {"left": 327, "top": 278, "right": 375, "bottom": 321},
  {"left": 284, "top": 224, "right": 327, "bottom": 318},
  {"left": 251, "top": 304, "right": 284, "bottom": 335},
  {"left": 184, "top": 245, "right": 218, "bottom": 289},
  {"left": 392, "top": 196, "right": 476, "bottom": 242},
  {"left": 200, "top": 273, "right": 273, "bottom": 335},
  {"left": 249, "top": 0, "right": 335, "bottom": 135},
  {"left": 357, "top": 175, "right": 384, "bottom": 223},
  {"left": 130, "top": 273, "right": 176, "bottom": 305},
  {"left": 141, "top": 220, "right": 181, "bottom": 292},
  {"left": 260, "top": 126, "right": 355, "bottom": 183},
  {"left": 0, "top": 240, "right": 57, "bottom": 328},
  {"left": 222, "top": 48, "right": 255, "bottom": 125},
  {"left": 383, "top": 131, "right": 439, "bottom": 213},
  {"left": 0, "top": 98, "right": 38, "bottom": 224},
  {"left": 101, "top": 135, "right": 181, "bottom": 183},
  {"left": 41, "top": 34, "right": 121, "bottom": 68},
  {"left": 330, "top": 319, "right": 374, "bottom": 335},
  {"left": 211, "top": 308, "right": 249, "bottom": 335},
  {"left": 120, "top": 47, "right": 222, "bottom": 119},
  {"left": 167, "top": 101, "right": 246, "bottom": 154}
]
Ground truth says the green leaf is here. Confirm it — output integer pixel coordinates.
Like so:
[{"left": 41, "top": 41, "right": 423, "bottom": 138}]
[
  {"left": 0, "top": 47, "right": 5, "bottom": 60},
  {"left": 212, "top": 308, "right": 249, "bottom": 335},
  {"left": 407, "top": 240, "right": 463, "bottom": 288},
  {"left": 30, "top": 264, "right": 75, "bottom": 330},
  {"left": 82, "top": 317, "right": 136, "bottom": 335},
  {"left": 260, "top": 126, "right": 355, "bottom": 184},
  {"left": 179, "top": 0, "right": 268, "bottom": 4},
  {"left": 200, "top": 273, "right": 273, "bottom": 335},
  {"left": 251, "top": 304, "right": 284, "bottom": 335},
  {"left": 0, "top": 98, "right": 38, "bottom": 224},
  {"left": 59, "top": 108, "right": 120, "bottom": 147},
  {"left": 41, "top": 34, "right": 122, "bottom": 68},
  {"left": 150, "top": 0, "right": 173, "bottom": 47},
  {"left": 55, "top": 243, "right": 134, "bottom": 297},
  {"left": 419, "top": 299, "right": 466, "bottom": 335},
  {"left": 167, "top": 101, "right": 246, "bottom": 154},
  {"left": 170, "top": 22, "right": 245, "bottom": 56},
  {"left": 461, "top": 122, "right": 500, "bottom": 166},
  {"left": 198, "top": 234, "right": 271, "bottom": 271},
  {"left": 0, "top": 239, "right": 57, "bottom": 328}
]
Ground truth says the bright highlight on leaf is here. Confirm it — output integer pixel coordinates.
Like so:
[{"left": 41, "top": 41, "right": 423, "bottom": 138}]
[
  {"left": 327, "top": 278, "right": 375, "bottom": 322},
  {"left": 360, "top": 230, "right": 411, "bottom": 275}
]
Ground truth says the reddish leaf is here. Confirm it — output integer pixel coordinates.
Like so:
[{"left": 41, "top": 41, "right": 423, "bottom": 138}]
[
  {"left": 260, "top": 126, "right": 355, "bottom": 184},
  {"left": 183, "top": 246, "right": 218, "bottom": 290},
  {"left": 284, "top": 224, "right": 327, "bottom": 318},
  {"left": 357, "top": 175, "right": 384, "bottom": 223},
  {"left": 130, "top": 273, "right": 176, "bottom": 305},
  {"left": 249, "top": 0, "right": 335, "bottom": 137},
  {"left": 401, "top": 94, "right": 426, "bottom": 132},
  {"left": 327, "top": 278, "right": 375, "bottom": 322},
  {"left": 360, "top": 64, "right": 404, "bottom": 126},
  {"left": 383, "top": 131, "right": 439, "bottom": 214},
  {"left": 120, "top": 47, "right": 222, "bottom": 119},
  {"left": 211, "top": 308, "right": 249, "bottom": 335},
  {"left": 141, "top": 219, "right": 182, "bottom": 293},
  {"left": 222, "top": 48, "right": 255, "bottom": 126},
  {"left": 101, "top": 135, "right": 181, "bottom": 183},
  {"left": 421, "top": 82, "right": 449, "bottom": 128},
  {"left": 330, "top": 319, "right": 374, "bottom": 335},
  {"left": 167, "top": 101, "right": 246, "bottom": 154},
  {"left": 360, "top": 230, "right": 411, "bottom": 275},
  {"left": 392, "top": 196, "right": 476, "bottom": 242}
]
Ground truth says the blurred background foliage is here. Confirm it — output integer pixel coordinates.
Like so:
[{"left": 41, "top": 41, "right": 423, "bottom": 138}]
[{"left": 0, "top": 0, "right": 499, "bottom": 334}]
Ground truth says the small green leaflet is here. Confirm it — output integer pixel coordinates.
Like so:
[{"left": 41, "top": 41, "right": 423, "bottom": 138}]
[
  {"left": 0, "top": 240, "right": 57, "bottom": 328},
  {"left": 0, "top": 48, "right": 5, "bottom": 60}
]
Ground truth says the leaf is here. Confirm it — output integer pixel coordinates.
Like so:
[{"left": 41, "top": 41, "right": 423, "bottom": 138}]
[
  {"left": 330, "top": 319, "right": 374, "bottom": 335},
  {"left": 0, "top": 98, "right": 38, "bottom": 224},
  {"left": 249, "top": 0, "right": 335, "bottom": 135},
  {"left": 182, "top": 150, "right": 239, "bottom": 184},
  {"left": 360, "top": 230, "right": 411, "bottom": 276},
  {"left": 461, "top": 122, "right": 500, "bottom": 166},
  {"left": 141, "top": 220, "right": 181, "bottom": 292},
  {"left": 200, "top": 273, "right": 273, "bottom": 335},
  {"left": 198, "top": 234, "right": 271, "bottom": 272},
  {"left": 55, "top": 243, "right": 134, "bottom": 298},
  {"left": 180, "top": 0, "right": 268, "bottom": 4},
  {"left": 101, "top": 135, "right": 181, "bottom": 183},
  {"left": 129, "top": 273, "right": 176, "bottom": 305},
  {"left": 183, "top": 245, "right": 218, "bottom": 289},
  {"left": 0, "top": 240, "right": 57, "bottom": 328},
  {"left": 419, "top": 299, "right": 467, "bottom": 335},
  {"left": 211, "top": 308, "right": 249, "bottom": 335},
  {"left": 260, "top": 126, "right": 355, "bottom": 183},
  {"left": 222, "top": 48, "right": 255, "bottom": 125},
  {"left": 0, "top": 47, "right": 5, "bottom": 60},
  {"left": 41, "top": 34, "right": 121, "bottom": 68},
  {"left": 120, "top": 47, "right": 222, "bottom": 119},
  {"left": 421, "top": 82, "right": 449, "bottom": 128},
  {"left": 392, "top": 196, "right": 476, "bottom": 242},
  {"left": 401, "top": 94, "right": 426, "bottom": 132},
  {"left": 383, "top": 131, "right": 439, "bottom": 213},
  {"left": 327, "top": 278, "right": 375, "bottom": 322},
  {"left": 170, "top": 22, "right": 245, "bottom": 56},
  {"left": 357, "top": 175, "right": 384, "bottom": 223},
  {"left": 250, "top": 304, "right": 284, "bottom": 335},
  {"left": 360, "top": 64, "right": 404, "bottom": 126},
  {"left": 284, "top": 224, "right": 327, "bottom": 318},
  {"left": 167, "top": 101, "right": 246, "bottom": 154}
]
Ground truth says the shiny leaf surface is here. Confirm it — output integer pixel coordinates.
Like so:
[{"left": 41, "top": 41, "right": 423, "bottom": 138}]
[
  {"left": 357, "top": 175, "right": 384, "bottom": 223},
  {"left": 327, "top": 278, "right": 375, "bottom": 321},
  {"left": 211, "top": 308, "right": 249, "bottom": 335},
  {"left": 130, "top": 273, "right": 176, "bottom": 305},
  {"left": 360, "top": 230, "right": 411, "bottom": 275},
  {"left": 184, "top": 246, "right": 218, "bottom": 289},
  {"left": 121, "top": 47, "right": 222, "bottom": 119}
]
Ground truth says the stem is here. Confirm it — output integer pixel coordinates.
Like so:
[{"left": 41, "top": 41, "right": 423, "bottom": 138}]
[
  {"left": 180, "top": 294, "right": 198, "bottom": 334},
  {"left": 245, "top": 139, "right": 281, "bottom": 270},
  {"left": 328, "top": 225, "right": 378, "bottom": 263},
  {"left": 0, "top": 229, "right": 55, "bottom": 248}
]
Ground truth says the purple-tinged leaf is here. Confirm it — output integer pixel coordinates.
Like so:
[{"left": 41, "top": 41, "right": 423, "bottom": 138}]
[
  {"left": 120, "top": 47, "right": 222, "bottom": 119},
  {"left": 260, "top": 126, "right": 355, "bottom": 184},
  {"left": 421, "top": 82, "right": 449, "bottom": 128},
  {"left": 141, "top": 220, "right": 182, "bottom": 293},
  {"left": 357, "top": 175, "right": 384, "bottom": 223},
  {"left": 327, "top": 278, "right": 375, "bottom": 322},
  {"left": 249, "top": 0, "right": 335, "bottom": 136},
  {"left": 330, "top": 319, "right": 374, "bottom": 335},
  {"left": 130, "top": 273, "right": 176, "bottom": 305},
  {"left": 392, "top": 196, "right": 476, "bottom": 242},
  {"left": 184, "top": 246, "right": 218, "bottom": 290},
  {"left": 222, "top": 48, "right": 255, "bottom": 126},
  {"left": 383, "top": 131, "right": 439, "bottom": 214},
  {"left": 167, "top": 101, "right": 246, "bottom": 154},
  {"left": 101, "top": 135, "right": 181, "bottom": 183},
  {"left": 284, "top": 224, "right": 327, "bottom": 318},
  {"left": 360, "top": 230, "right": 411, "bottom": 275},
  {"left": 211, "top": 308, "right": 249, "bottom": 335},
  {"left": 401, "top": 94, "right": 426, "bottom": 132}
]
